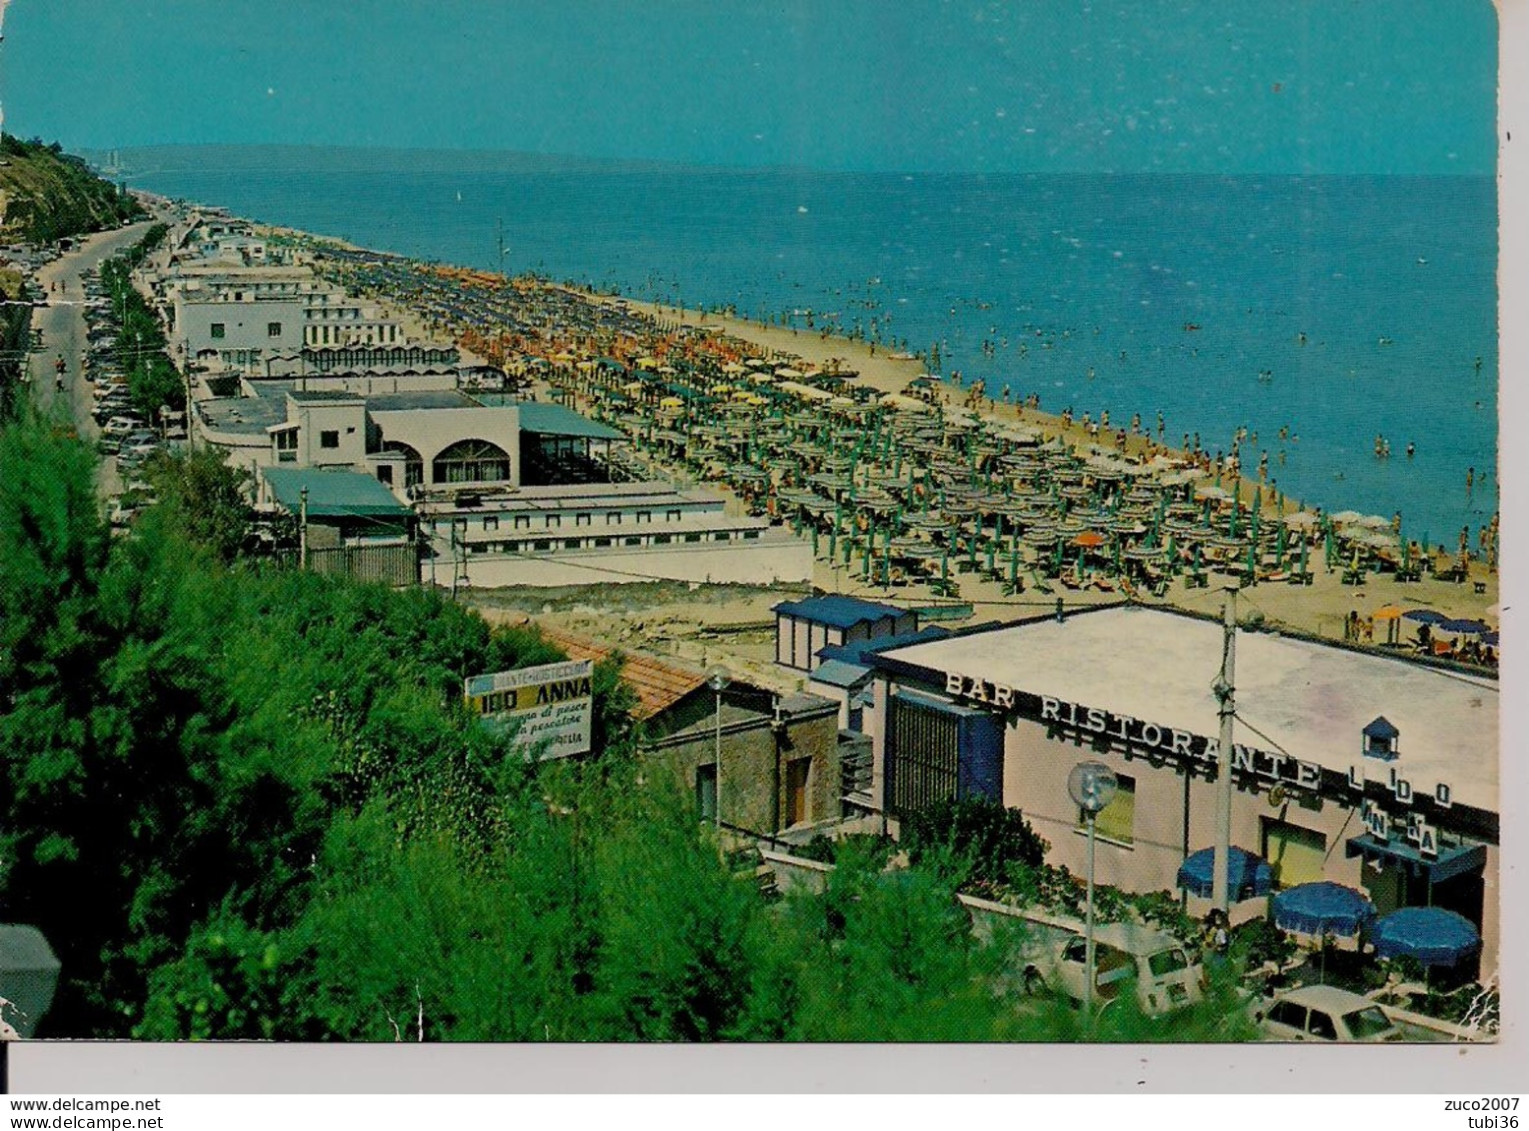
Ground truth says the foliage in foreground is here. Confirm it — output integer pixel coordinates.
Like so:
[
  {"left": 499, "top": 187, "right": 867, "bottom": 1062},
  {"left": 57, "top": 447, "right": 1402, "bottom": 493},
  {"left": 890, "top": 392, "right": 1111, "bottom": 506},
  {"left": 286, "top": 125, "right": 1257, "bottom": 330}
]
[{"left": 0, "top": 414, "right": 1255, "bottom": 1042}]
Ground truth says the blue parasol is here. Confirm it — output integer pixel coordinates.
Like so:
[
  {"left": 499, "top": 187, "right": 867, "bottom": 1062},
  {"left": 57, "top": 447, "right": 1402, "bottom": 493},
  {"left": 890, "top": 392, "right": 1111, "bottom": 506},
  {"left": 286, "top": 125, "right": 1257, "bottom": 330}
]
[
  {"left": 1272, "top": 881, "right": 1375, "bottom": 938},
  {"left": 1177, "top": 846, "right": 1274, "bottom": 901},
  {"left": 1370, "top": 907, "right": 1481, "bottom": 968},
  {"left": 1436, "top": 618, "right": 1490, "bottom": 636},
  {"left": 1402, "top": 609, "right": 1448, "bottom": 625}
]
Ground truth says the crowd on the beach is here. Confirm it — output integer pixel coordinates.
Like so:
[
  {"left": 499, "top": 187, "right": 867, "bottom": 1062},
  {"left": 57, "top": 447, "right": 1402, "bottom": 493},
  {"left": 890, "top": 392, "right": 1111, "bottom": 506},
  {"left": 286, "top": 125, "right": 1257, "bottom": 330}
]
[{"left": 287, "top": 237, "right": 1498, "bottom": 665}]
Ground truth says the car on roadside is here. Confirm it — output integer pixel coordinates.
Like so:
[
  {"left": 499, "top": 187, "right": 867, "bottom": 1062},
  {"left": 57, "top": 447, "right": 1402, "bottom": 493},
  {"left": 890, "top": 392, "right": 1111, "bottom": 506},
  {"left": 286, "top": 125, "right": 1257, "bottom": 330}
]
[
  {"left": 1022, "top": 922, "right": 1205, "bottom": 1017},
  {"left": 1253, "top": 985, "right": 1406, "bottom": 1043}
]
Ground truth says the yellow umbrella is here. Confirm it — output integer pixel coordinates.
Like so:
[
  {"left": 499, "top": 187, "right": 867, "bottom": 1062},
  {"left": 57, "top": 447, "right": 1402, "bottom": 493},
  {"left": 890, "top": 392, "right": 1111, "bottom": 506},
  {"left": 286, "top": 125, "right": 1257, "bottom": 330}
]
[
  {"left": 1371, "top": 605, "right": 1404, "bottom": 620},
  {"left": 660, "top": 396, "right": 684, "bottom": 409}
]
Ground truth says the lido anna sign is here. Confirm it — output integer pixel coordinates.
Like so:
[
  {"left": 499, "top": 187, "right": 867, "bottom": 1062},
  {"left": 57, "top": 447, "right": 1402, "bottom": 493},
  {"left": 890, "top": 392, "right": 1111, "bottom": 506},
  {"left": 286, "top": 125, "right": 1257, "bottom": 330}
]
[{"left": 944, "top": 672, "right": 1324, "bottom": 792}]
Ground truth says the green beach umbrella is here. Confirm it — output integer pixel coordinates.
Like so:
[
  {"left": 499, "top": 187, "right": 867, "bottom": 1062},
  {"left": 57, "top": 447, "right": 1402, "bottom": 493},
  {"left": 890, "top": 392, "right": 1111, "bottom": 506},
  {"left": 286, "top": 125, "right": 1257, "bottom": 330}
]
[
  {"left": 1009, "top": 542, "right": 1020, "bottom": 590},
  {"left": 1299, "top": 537, "right": 1308, "bottom": 577},
  {"left": 940, "top": 546, "right": 950, "bottom": 589},
  {"left": 811, "top": 525, "right": 820, "bottom": 556},
  {"left": 1246, "top": 542, "right": 1257, "bottom": 582},
  {"left": 1324, "top": 529, "right": 1335, "bottom": 569},
  {"left": 986, "top": 538, "right": 996, "bottom": 574}
]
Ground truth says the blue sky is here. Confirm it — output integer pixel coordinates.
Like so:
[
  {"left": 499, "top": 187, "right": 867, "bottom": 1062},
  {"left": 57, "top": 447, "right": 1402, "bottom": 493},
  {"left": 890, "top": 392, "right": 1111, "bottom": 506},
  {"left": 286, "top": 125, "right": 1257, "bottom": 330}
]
[{"left": 0, "top": 0, "right": 1499, "bottom": 174}]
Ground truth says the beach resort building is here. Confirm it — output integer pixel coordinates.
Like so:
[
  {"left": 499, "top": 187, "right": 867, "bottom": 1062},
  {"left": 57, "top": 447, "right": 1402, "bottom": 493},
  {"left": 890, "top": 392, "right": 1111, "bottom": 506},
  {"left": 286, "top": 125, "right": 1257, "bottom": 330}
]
[
  {"left": 772, "top": 595, "right": 920, "bottom": 673},
  {"left": 862, "top": 605, "right": 1499, "bottom": 975}
]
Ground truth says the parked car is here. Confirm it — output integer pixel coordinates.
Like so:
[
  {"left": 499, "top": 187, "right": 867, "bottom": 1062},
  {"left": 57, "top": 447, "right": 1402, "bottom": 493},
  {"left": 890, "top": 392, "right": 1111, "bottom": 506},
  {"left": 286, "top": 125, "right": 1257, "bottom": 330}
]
[
  {"left": 1023, "top": 922, "right": 1205, "bottom": 1016},
  {"left": 1254, "top": 985, "right": 1405, "bottom": 1043}
]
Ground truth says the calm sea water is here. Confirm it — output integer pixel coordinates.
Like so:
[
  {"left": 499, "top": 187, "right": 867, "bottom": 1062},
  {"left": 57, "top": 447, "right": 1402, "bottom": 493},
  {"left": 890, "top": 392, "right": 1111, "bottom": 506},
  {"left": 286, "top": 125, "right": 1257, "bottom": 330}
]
[{"left": 126, "top": 156, "right": 1498, "bottom": 543}]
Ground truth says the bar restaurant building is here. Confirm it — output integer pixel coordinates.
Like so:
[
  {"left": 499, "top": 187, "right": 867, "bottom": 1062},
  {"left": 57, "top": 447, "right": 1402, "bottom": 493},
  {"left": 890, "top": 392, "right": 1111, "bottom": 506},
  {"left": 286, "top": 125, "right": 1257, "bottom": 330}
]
[{"left": 865, "top": 605, "right": 1499, "bottom": 974}]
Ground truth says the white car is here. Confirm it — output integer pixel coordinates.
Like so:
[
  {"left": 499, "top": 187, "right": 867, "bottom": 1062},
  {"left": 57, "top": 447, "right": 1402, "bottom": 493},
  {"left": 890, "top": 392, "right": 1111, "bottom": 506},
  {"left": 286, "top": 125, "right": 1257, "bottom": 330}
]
[
  {"left": 1255, "top": 985, "right": 1405, "bottom": 1042},
  {"left": 1023, "top": 922, "right": 1205, "bottom": 1016}
]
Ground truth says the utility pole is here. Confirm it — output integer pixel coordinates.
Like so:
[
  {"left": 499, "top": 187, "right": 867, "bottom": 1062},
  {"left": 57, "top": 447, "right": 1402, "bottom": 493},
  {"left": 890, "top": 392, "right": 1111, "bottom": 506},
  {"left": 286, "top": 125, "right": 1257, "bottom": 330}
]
[
  {"left": 1212, "top": 585, "right": 1238, "bottom": 914},
  {"left": 298, "top": 486, "right": 309, "bottom": 569}
]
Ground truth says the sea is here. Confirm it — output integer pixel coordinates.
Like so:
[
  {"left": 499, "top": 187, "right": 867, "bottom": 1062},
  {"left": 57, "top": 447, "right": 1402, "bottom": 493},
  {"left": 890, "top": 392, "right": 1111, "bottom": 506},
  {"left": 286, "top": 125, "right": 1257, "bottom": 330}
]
[{"left": 122, "top": 150, "right": 1498, "bottom": 545}]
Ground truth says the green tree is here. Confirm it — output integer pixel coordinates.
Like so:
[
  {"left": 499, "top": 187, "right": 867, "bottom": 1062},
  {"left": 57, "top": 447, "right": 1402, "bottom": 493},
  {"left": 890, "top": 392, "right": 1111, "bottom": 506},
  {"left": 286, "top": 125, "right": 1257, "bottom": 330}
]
[{"left": 140, "top": 446, "right": 253, "bottom": 563}]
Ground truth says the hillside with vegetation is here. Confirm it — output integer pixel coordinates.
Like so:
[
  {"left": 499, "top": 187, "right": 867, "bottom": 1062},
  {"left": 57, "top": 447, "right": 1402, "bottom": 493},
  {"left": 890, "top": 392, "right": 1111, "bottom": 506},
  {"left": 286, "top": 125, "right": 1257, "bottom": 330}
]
[
  {"left": 0, "top": 135, "right": 144, "bottom": 244},
  {"left": 0, "top": 414, "right": 1254, "bottom": 1042}
]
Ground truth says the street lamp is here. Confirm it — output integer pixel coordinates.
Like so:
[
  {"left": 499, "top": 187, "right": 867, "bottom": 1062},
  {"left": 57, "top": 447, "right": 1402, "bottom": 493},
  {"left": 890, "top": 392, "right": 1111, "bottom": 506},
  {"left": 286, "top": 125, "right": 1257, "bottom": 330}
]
[
  {"left": 706, "top": 666, "right": 731, "bottom": 830},
  {"left": 1067, "top": 761, "right": 1118, "bottom": 1022}
]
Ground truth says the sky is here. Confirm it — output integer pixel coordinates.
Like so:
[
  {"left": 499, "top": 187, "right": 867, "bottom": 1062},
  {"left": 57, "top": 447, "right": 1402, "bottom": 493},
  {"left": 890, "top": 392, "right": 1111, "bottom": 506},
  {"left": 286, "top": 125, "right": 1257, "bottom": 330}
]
[{"left": 0, "top": 0, "right": 1500, "bottom": 175}]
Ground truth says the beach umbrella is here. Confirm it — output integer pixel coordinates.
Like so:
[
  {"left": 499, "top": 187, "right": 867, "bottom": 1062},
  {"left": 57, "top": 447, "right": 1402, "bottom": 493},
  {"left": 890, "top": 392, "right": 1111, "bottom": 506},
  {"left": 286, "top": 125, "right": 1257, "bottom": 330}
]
[
  {"left": 1176, "top": 846, "right": 1273, "bottom": 901},
  {"left": 1436, "top": 618, "right": 1490, "bottom": 637},
  {"left": 1402, "top": 609, "right": 1448, "bottom": 625},
  {"left": 1245, "top": 542, "right": 1257, "bottom": 581},
  {"left": 1370, "top": 908, "right": 1481, "bottom": 969},
  {"left": 1071, "top": 530, "right": 1106, "bottom": 549},
  {"left": 1273, "top": 882, "right": 1376, "bottom": 939}
]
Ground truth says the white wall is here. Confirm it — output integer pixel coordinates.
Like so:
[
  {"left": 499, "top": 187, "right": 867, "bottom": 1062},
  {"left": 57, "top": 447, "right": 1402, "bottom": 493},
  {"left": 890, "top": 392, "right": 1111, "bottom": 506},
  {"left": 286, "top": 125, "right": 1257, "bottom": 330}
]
[{"left": 427, "top": 538, "right": 813, "bottom": 588}]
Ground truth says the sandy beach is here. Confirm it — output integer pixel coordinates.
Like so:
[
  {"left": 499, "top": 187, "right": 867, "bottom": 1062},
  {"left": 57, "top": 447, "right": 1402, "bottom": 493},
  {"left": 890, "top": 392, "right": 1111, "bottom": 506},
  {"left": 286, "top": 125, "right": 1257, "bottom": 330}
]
[{"left": 258, "top": 237, "right": 1497, "bottom": 691}]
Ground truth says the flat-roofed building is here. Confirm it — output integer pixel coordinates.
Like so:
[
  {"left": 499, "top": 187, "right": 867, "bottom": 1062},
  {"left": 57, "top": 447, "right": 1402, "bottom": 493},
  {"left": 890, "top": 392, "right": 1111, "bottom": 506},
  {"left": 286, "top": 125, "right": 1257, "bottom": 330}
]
[{"left": 865, "top": 604, "right": 1500, "bottom": 976}]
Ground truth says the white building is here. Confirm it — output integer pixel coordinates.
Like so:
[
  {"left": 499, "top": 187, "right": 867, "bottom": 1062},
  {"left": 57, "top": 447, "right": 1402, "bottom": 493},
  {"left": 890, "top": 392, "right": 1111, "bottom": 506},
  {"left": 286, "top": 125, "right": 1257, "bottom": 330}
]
[{"left": 864, "top": 605, "right": 1500, "bottom": 976}]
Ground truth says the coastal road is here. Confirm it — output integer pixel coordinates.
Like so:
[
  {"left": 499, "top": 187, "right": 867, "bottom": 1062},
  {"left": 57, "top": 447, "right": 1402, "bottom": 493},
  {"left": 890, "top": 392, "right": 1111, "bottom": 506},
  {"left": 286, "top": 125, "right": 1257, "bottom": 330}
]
[
  {"left": 29, "top": 219, "right": 156, "bottom": 493},
  {"left": 31, "top": 219, "right": 156, "bottom": 415}
]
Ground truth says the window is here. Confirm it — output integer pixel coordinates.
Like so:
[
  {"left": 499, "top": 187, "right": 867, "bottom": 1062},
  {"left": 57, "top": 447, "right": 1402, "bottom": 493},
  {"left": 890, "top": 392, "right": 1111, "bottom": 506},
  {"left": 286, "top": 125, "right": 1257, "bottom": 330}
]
[
  {"left": 1148, "top": 948, "right": 1191, "bottom": 977},
  {"left": 514, "top": 515, "right": 531, "bottom": 530},
  {"left": 666, "top": 510, "right": 682, "bottom": 522},
  {"left": 431, "top": 438, "right": 511, "bottom": 485},
  {"left": 575, "top": 513, "right": 592, "bottom": 527},
  {"left": 1307, "top": 1011, "right": 1337, "bottom": 1040},
  {"left": 274, "top": 430, "right": 297, "bottom": 451},
  {"left": 684, "top": 533, "right": 702, "bottom": 543},
  {"left": 607, "top": 512, "right": 622, "bottom": 525},
  {"left": 319, "top": 430, "right": 340, "bottom": 449},
  {"left": 545, "top": 515, "right": 561, "bottom": 529},
  {"left": 377, "top": 466, "right": 393, "bottom": 485},
  {"left": 482, "top": 516, "right": 499, "bottom": 531},
  {"left": 210, "top": 323, "right": 226, "bottom": 339},
  {"left": 564, "top": 538, "right": 581, "bottom": 550},
  {"left": 624, "top": 536, "right": 642, "bottom": 547},
  {"left": 743, "top": 530, "right": 760, "bottom": 540},
  {"left": 1268, "top": 1002, "right": 1307, "bottom": 1031},
  {"left": 714, "top": 531, "right": 731, "bottom": 541},
  {"left": 1080, "top": 773, "right": 1135, "bottom": 845},
  {"left": 654, "top": 534, "right": 672, "bottom": 545},
  {"left": 696, "top": 764, "right": 718, "bottom": 822},
  {"left": 533, "top": 540, "right": 551, "bottom": 552},
  {"left": 1263, "top": 819, "right": 1327, "bottom": 889},
  {"left": 267, "top": 321, "right": 283, "bottom": 338},
  {"left": 594, "top": 537, "right": 612, "bottom": 548},
  {"left": 637, "top": 511, "right": 652, "bottom": 523}
]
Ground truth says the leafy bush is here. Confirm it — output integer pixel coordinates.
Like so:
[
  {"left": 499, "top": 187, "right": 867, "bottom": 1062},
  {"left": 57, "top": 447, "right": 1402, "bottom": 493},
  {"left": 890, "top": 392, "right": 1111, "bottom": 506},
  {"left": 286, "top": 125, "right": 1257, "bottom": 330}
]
[{"left": 901, "top": 797, "right": 1049, "bottom": 887}]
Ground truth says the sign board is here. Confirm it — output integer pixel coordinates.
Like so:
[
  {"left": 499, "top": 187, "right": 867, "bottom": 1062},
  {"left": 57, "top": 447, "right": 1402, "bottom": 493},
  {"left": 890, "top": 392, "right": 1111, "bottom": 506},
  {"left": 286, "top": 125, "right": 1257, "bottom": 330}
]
[{"left": 465, "top": 659, "right": 594, "bottom": 759}]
